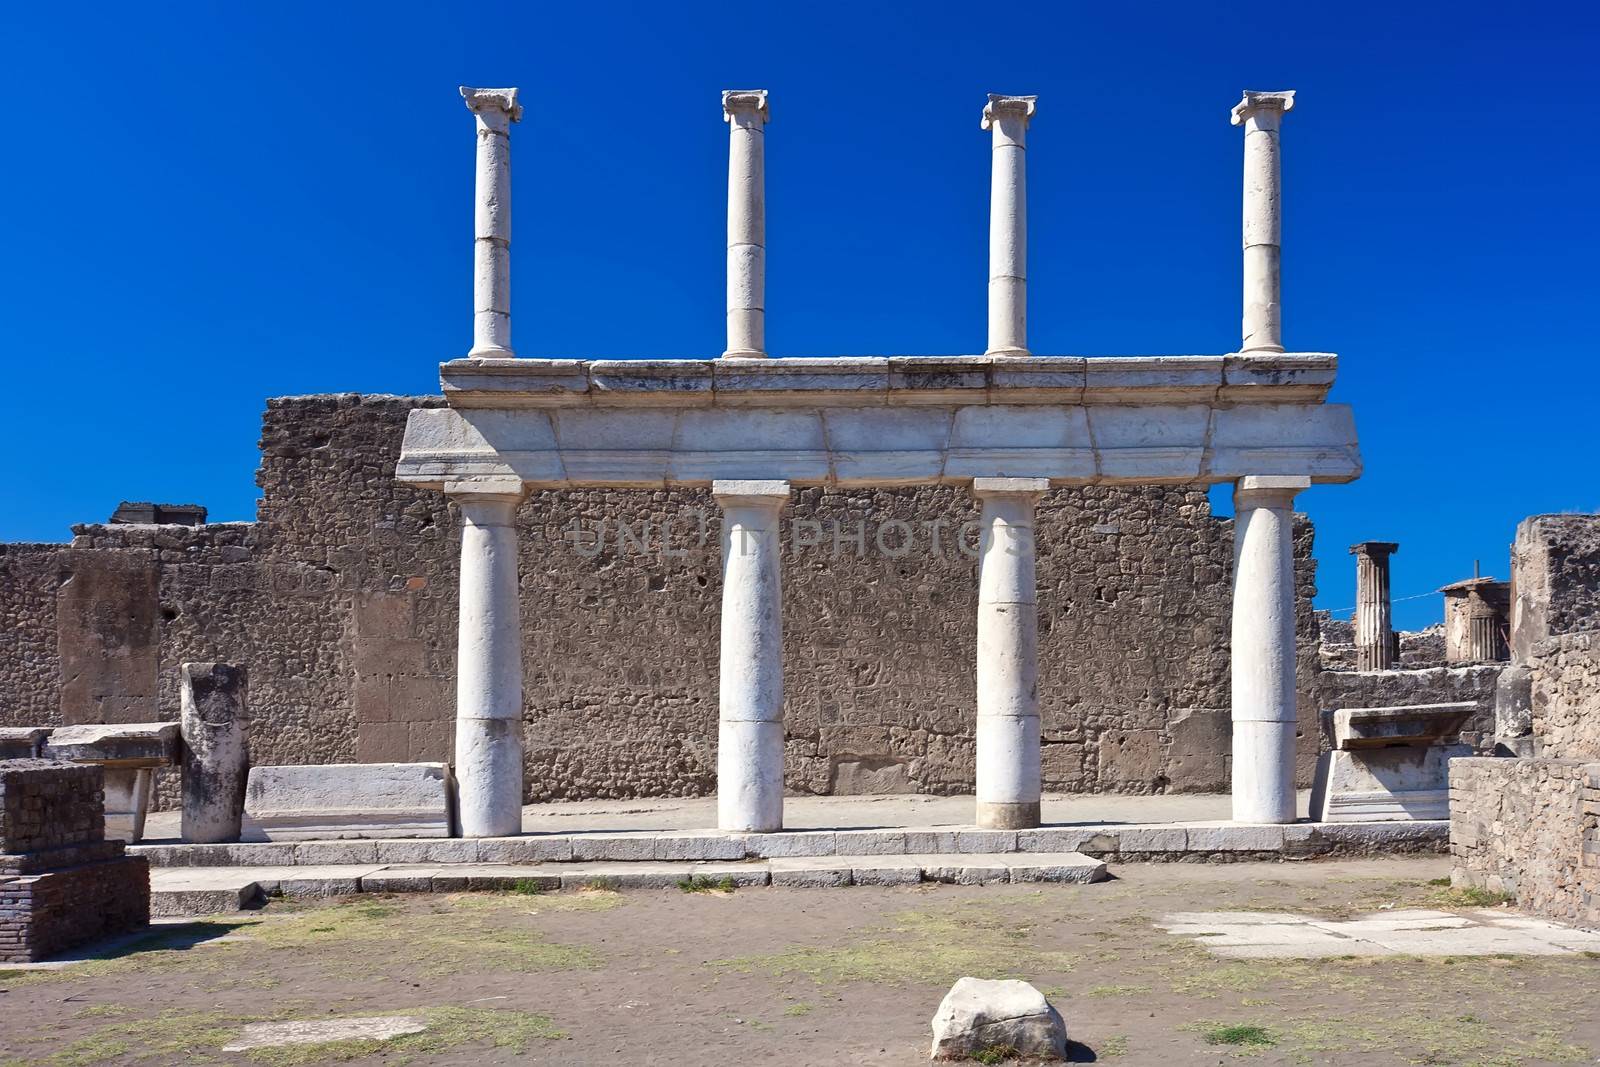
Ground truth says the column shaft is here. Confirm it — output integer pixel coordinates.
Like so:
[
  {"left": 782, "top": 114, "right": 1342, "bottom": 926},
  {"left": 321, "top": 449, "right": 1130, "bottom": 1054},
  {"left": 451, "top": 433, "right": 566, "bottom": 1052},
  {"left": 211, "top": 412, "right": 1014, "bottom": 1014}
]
[
  {"left": 973, "top": 477, "right": 1047, "bottom": 829},
  {"left": 1230, "top": 476, "right": 1308, "bottom": 823},
  {"left": 1350, "top": 542, "right": 1398, "bottom": 671},
  {"left": 1231, "top": 91, "right": 1294, "bottom": 353},
  {"left": 714, "top": 480, "right": 789, "bottom": 831},
  {"left": 462, "top": 87, "right": 521, "bottom": 359},
  {"left": 983, "top": 96, "right": 1036, "bottom": 357},
  {"left": 454, "top": 491, "right": 525, "bottom": 838},
  {"left": 723, "top": 91, "right": 769, "bottom": 358}
]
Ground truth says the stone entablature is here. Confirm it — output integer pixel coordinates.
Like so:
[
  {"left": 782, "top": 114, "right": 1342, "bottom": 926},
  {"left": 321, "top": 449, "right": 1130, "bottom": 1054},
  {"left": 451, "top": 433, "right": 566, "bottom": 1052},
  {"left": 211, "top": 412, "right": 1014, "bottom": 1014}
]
[{"left": 397, "top": 354, "right": 1357, "bottom": 492}]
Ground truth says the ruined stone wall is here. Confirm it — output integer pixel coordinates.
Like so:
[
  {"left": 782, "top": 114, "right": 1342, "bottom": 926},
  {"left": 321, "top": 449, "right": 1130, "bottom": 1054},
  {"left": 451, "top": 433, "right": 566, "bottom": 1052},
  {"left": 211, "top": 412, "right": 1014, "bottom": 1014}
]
[
  {"left": 1316, "top": 665, "right": 1502, "bottom": 752},
  {"left": 1511, "top": 514, "right": 1600, "bottom": 662},
  {"left": 1450, "top": 757, "right": 1600, "bottom": 928},
  {"left": 1526, "top": 633, "right": 1600, "bottom": 760},
  {"left": 0, "top": 394, "right": 1326, "bottom": 802},
  {"left": 0, "top": 545, "right": 62, "bottom": 727}
]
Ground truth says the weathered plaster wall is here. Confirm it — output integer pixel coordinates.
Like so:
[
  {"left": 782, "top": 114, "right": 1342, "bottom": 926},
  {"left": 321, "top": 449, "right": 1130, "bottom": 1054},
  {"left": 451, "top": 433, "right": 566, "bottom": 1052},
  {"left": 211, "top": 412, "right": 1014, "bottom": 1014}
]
[
  {"left": 1, "top": 394, "right": 1329, "bottom": 802},
  {"left": 1450, "top": 757, "right": 1600, "bottom": 928}
]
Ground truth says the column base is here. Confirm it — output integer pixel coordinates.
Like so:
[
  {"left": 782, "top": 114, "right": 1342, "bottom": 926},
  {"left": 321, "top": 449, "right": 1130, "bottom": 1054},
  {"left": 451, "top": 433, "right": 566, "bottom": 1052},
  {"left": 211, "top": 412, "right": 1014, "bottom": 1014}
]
[
  {"left": 1236, "top": 343, "right": 1286, "bottom": 354},
  {"left": 975, "top": 800, "right": 1041, "bottom": 830},
  {"left": 721, "top": 349, "right": 769, "bottom": 359},
  {"left": 983, "top": 347, "right": 1031, "bottom": 359},
  {"left": 467, "top": 345, "right": 517, "bottom": 360}
]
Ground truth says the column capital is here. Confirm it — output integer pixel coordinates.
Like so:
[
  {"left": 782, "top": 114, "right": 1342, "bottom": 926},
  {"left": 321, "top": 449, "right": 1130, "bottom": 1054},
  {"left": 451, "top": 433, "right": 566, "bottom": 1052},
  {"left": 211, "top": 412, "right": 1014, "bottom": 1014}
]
[
  {"left": 1234, "top": 475, "right": 1310, "bottom": 508},
  {"left": 1350, "top": 541, "right": 1400, "bottom": 558},
  {"left": 972, "top": 477, "right": 1049, "bottom": 499},
  {"left": 712, "top": 479, "right": 790, "bottom": 508},
  {"left": 461, "top": 86, "right": 523, "bottom": 131},
  {"left": 723, "top": 89, "right": 770, "bottom": 125},
  {"left": 446, "top": 480, "right": 525, "bottom": 523},
  {"left": 1230, "top": 90, "right": 1295, "bottom": 128},
  {"left": 982, "top": 94, "right": 1037, "bottom": 130}
]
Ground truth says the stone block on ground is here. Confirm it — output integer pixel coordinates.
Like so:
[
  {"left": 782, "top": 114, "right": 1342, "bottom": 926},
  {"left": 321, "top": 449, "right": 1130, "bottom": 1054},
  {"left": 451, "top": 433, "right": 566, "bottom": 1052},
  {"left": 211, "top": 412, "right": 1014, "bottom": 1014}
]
[
  {"left": 42, "top": 723, "right": 179, "bottom": 765},
  {"left": 241, "top": 763, "right": 453, "bottom": 840},
  {"left": 930, "top": 977, "right": 1067, "bottom": 1061}
]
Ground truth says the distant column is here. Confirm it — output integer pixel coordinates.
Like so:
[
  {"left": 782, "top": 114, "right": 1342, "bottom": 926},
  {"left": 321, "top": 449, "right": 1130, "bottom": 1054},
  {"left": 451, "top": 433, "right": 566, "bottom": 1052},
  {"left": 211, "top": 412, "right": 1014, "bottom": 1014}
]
[
  {"left": 983, "top": 95, "right": 1037, "bottom": 358},
  {"left": 179, "top": 662, "right": 249, "bottom": 844},
  {"left": 972, "top": 477, "right": 1049, "bottom": 829},
  {"left": 1231, "top": 476, "right": 1309, "bottom": 824},
  {"left": 723, "top": 90, "right": 771, "bottom": 359},
  {"left": 462, "top": 87, "right": 522, "bottom": 359},
  {"left": 452, "top": 484, "right": 527, "bottom": 837},
  {"left": 1230, "top": 90, "right": 1295, "bottom": 353},
  {"left": 1349, "top": 542, "right": 1399, "bottom": 671},
  {"left": 714, "top": 480, "right": 790, "bottom": 831}
]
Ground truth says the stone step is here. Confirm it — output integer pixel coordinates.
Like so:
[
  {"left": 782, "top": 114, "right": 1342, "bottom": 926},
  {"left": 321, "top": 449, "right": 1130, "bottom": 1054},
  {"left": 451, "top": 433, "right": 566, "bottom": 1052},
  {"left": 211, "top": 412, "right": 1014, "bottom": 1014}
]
[
  {"left": 130, "top": 819, "right": 1448, "bottom": 869},
  {"left": 149, "top": 852, "right": 1108, "bottom": 915}
]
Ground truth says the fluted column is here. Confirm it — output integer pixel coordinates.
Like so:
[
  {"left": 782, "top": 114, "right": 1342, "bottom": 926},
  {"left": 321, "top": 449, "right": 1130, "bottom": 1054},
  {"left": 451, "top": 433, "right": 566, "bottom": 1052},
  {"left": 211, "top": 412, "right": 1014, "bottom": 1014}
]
[
  {"left": 1350, "top": 541, "right": 1399, "bottom": 671},
  {"left": 453, "top": 484, "right": 526, "bottom": 837},
  {"left": 1231, "top": 476, "right": 1309, "bottom": 824},
  {"left": 461, "top": 87, "right": 522, "bottom": 359},
  {"left": 723, "top": 90, "right": 770, "bottom": 359},
  {"left": 983, "top": 95, "right": 1037, "bottom": 358},
  {"left": 973, "top": 477, "right": 1048, "bottom": 829},
  {"left": 714, "top": 479, "right": 790, "bottom": 831},
  {"left": 1230, "top": 90, "right": 1295, "bottom": 353}
]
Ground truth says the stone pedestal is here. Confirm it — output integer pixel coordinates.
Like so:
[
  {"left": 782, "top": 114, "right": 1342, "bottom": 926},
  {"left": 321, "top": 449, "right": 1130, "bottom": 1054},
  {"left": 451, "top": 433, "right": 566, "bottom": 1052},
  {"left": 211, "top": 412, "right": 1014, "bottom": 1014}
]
[
  {"left": 982, "top": 95, "right": 1036, "bottom": 358},
  {"left": 722, "top": 90, "right": 770, "bottom": 359},
  {"left": 1231, "top": 91, "right": 1295, "bottom": 353},
  {"left": 461, "top": 87, "right": 522, "bottom": 359},
  {"left": 451, "top": 487, "right": 526, "bottom": 838},
  {"left": 179, "top": 662, "right": 250, "bottom": 844},
  {"left": 1230, "top": 476, "right": 1308, "bottom": 823},
  {"left": 42, "top": 723, "right": 179, "bottom": 843},
  {"left": 1350, "top": 541, "right": 1398, "bottom": 671},
  {"left": 973, "top": 478, "right": 1048, "bottom": 829},
  {"left": 714, "top": 480, "right": 789, "bottom": 832},
  {"left": 1310, "top": 701, "right": 1476, "bottom": 822},
  {"left": 0, "top": 761, "right": 148, "bottom": 963}
]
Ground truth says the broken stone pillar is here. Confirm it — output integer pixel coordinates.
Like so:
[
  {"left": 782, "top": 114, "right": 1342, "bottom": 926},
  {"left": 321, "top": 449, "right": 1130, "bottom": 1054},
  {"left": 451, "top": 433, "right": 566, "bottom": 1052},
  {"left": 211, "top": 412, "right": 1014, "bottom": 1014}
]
[
  {"left": 1492, "top": 664, "right": 1534, "bottom": 757},
  {"left": 179, "top": 662, "right": 249, "bottom": 844},
  {"left": 1230, "top": 90, "right": 1295, "bottom": 353},
  {"left": 982, "top": 95, "right": 1037, "bottom": 358},
  {"left": 1230, "top": 476, "right": 1309, "bottom": 824},
  {"left": 722, "top": 90, "right": 770, "bottom": 359},
  {"left": 1441, "top": 578, "right": 1511, "bottom": 664},
  {"left": 461, "top": 87, "right": 522, "bottom": 359},
  {"left": 714, "top": 480, "right": 789, "bottom": 832},
  {"left": 972, "top": 478, "right": 1048, "bottom": 830},
  {"left": 1349, "top": 541, "right": 1399, "bottom": 670},
  {"left": 452, "top": 484, "right": 527, "bottom": 838}
]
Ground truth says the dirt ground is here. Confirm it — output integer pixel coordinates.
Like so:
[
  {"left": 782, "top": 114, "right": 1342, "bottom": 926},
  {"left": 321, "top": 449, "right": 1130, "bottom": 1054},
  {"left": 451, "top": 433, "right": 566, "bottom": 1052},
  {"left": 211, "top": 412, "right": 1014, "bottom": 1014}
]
[{"left": 3, "top": 857, "right": 1598, "bottom": 1066}]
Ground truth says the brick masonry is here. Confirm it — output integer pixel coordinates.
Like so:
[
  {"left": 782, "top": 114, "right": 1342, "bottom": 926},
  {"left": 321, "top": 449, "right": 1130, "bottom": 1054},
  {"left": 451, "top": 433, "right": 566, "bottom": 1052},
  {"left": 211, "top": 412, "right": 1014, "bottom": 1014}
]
[
  {"left": 4, "top": 394, "right": 1335, "bottom": 803},
  {"left": 0, "top": 761, "right": 149, "bottom": 963}
]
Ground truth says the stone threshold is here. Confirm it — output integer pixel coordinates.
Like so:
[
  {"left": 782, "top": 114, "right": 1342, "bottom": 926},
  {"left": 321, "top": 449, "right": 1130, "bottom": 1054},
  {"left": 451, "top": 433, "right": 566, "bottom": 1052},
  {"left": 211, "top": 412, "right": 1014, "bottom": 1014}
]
[
  {"left": 150, "top": 852, "right": 1109, "bottom": 917},
  {"left": 131, "top": 819, "right": 1447, "bottom": 869}
]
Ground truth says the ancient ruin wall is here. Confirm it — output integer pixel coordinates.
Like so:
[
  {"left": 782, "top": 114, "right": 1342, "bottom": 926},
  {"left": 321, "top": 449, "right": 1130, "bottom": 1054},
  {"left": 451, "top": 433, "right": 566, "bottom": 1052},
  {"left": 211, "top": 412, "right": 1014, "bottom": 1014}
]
[
  {"left": 1450, "top": 757, "right": 1600, "bottom": 928},
  {"left": 0, "top": 394, "right": 1325, "bottom": 801},
  {"left": 0, "top": 545, "right": 61, "bottom": 727},
  {"left": 1511, "top": 514, "right": 1600, "bottom": 662}
]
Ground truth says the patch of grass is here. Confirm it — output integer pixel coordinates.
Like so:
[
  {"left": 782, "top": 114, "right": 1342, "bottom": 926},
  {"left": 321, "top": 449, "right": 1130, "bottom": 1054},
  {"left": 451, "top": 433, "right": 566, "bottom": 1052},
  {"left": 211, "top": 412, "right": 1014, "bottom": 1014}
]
[
  {"left": 580, "top": 877, "right": 616, "bottom": 892},
  {"left": 244, "top": 1007, "right": 565, "bottom": 1066},
  {"left": 677, "top": 875, "right": 737, "bottom": 894},
  {"left": 782, "top": 1003, "right": 813, "bottom": 1017},
  {"left": 1196, "top": 1022, "right": 1276, "bottom": 1048},
  {"left": 509, "top": 879, "right": 547, "bottom": 896},
  {"left": 70, "top": 1003, "right": 133, "bottom": 1020},
  {"left": 20, "top": 1008, "right": 264, "bottom": 1066},
  {"left": 1097, "top": 1035, "right": 1129, "bottom": 1058},
  {"left": 248, "top": 897, "right": 601, "bottom": 978},
  {"left": 1085, "top": 984, "right": 1149, "bottom": 998},
  {"left": 1429, "top": 885, "right": 1516, "bottom": 909},
  {"left": 713, "top": 900, "right": 1083, "bottom": 987},
  {"left": 971, "top": 1043, "right": 1020, "bottom": 1064}
]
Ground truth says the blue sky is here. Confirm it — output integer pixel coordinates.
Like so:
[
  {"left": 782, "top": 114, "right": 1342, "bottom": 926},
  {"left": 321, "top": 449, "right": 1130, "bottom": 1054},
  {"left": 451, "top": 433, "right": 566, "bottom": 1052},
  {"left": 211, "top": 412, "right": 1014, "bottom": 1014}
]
[{"left": 2, "top": 2, "right": 1595, "bottom": 628}]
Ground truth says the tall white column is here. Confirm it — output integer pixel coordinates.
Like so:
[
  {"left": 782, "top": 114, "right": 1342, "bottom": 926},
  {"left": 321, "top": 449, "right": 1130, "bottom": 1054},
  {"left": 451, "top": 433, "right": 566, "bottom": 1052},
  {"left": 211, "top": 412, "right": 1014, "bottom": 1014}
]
[
  {"left": 982, "top": 95, "right": 1037, "bottom": 358},
  {"left": 1230, "top": 476, "right": 1309, "bottom": 824},
  {"left": 452, "top": 484, "right": 526, "bottom": 838},
  {"left": 1230, "top": 90, "right": 1295, "bottom": 353},
  {"left": 714, "top": 479, "right": 789, "bottom": 832},
  {"left": 973, "top": 477, "right": 1048, "bottom": 829},
  {"left": 461, "top": 87, "right": 522, "bottom": 359},
  {"left": 723, "top": 90, "right": 770, "bottom": 359}
]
